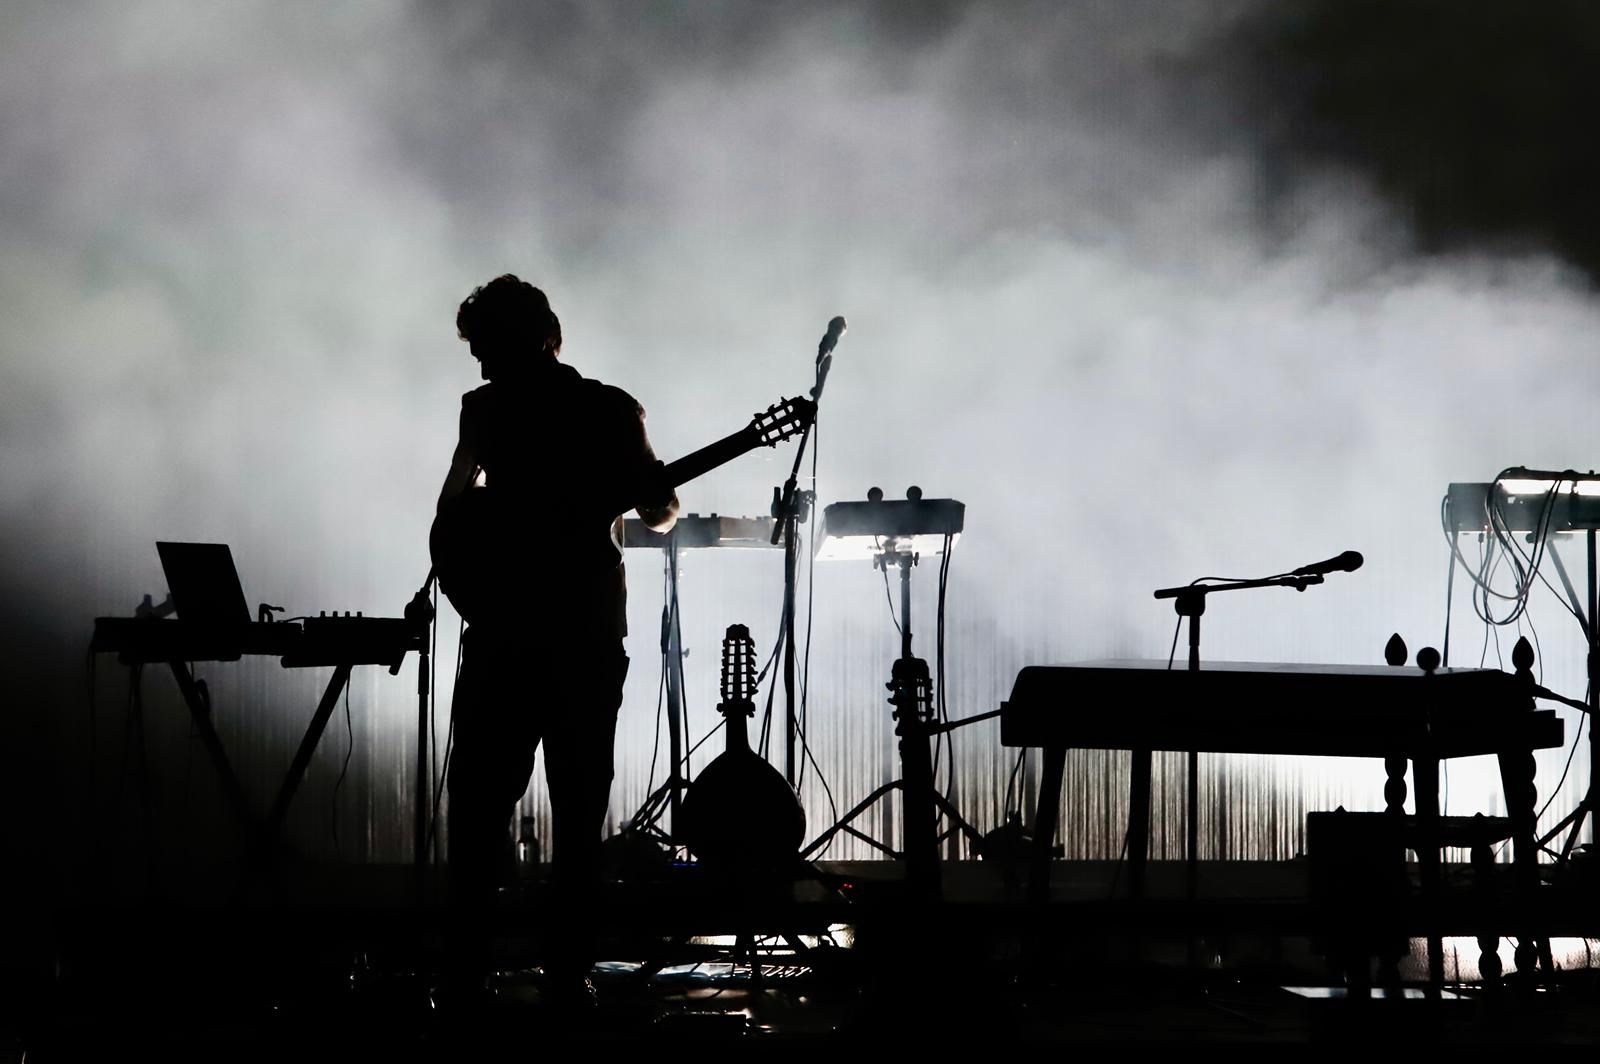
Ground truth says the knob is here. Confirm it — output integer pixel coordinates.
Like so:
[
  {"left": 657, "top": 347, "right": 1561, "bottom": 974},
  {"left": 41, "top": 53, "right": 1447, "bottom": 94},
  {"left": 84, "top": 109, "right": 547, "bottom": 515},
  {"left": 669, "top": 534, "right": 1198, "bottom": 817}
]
[
  {"left": 906, "top": 485, "right": 923, "bottom": 501},
  {"left": 867, "top": 486, "right": 884, "bottom": 503},
  {"left": 1511, "top": 635, "right": 1535, "bottom": 673},
  {"left": 1384, "top": 633, "right": 1407, "bottom": 667}
]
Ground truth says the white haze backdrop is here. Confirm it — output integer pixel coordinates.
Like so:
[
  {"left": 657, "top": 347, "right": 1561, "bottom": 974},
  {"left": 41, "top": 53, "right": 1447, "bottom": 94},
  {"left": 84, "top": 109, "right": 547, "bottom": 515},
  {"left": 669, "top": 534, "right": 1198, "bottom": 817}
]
[{"left": 1, "top": 1, "right": 1594, "bottom": 884}]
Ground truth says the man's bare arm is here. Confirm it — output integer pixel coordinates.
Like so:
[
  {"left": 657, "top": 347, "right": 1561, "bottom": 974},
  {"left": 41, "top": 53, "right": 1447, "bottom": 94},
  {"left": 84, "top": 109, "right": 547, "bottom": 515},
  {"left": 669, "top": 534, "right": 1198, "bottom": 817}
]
[
  {"left": 635, "top": 411, "right": 679, "bottom": 533},
  {"left": 437, "top": 437, "right": 479, "bottom": 514}
]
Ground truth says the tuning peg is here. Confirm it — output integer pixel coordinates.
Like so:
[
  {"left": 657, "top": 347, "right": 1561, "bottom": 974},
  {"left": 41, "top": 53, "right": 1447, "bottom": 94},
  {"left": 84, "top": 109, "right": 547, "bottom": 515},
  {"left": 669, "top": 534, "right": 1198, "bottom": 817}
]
[
  {"left": 1384, "top": 633, "right": 1408, "bottom": 667},
  {"left": 1416, "top": 646, "right": 1441, "bottom": 674}
]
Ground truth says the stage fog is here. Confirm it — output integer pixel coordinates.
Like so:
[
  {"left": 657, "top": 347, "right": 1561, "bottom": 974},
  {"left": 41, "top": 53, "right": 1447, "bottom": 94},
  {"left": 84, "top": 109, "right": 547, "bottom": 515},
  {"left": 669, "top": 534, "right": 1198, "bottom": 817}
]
[{"left": 3, "top": 1, "right": 1596, "bottom": 885}]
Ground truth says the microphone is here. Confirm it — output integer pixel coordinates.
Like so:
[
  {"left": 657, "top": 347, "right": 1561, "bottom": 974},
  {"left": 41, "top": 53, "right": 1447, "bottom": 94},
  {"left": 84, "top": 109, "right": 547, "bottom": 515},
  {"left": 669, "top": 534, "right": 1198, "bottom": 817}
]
[
  {"left": 1291, "top": 550, "right": 1364, "bottom": 577},
  {"left": 817, "top": 316, "right": 847, "bottom": 360}
]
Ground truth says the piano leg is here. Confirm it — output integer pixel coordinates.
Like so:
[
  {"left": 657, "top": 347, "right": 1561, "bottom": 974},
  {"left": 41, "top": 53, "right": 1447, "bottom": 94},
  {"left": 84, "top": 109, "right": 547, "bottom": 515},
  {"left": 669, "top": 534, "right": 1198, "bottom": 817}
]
[
  {"left": 1497, "top": 747, "right": 1551, "bottom": 981},
  {"left": 1411, "top": 755, "right": 1444, "bottom": 988},
  {"left": 1129, "top": 747, "right": 1152, "bottom": 900},
  {"left": 1030, "top": 745, "right": 1067, "bottom": 905}
]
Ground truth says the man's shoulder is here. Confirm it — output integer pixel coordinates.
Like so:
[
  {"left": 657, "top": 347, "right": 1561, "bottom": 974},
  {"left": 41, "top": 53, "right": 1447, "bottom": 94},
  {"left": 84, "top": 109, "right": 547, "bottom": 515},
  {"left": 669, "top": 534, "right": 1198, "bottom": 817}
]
[
  {"left": 460, "top": 368, "right": 642, "bottom": 418},
  {"left": 576, "top": 376, "right": 645, "bottom": 418}
]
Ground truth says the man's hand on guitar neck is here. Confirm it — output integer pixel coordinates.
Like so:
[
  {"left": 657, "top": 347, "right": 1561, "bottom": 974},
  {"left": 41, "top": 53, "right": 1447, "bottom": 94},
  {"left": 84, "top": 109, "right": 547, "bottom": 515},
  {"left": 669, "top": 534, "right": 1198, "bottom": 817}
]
[{"left": 635, "top": 460, "right": 679, "bottom": 533}]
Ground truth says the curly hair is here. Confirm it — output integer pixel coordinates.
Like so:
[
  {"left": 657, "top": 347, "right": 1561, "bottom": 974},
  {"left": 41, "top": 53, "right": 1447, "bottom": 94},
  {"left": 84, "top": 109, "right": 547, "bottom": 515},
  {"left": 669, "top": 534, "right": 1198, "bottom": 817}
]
[{"left": 455, "top": 274, "right": 562, "bottom": 359}]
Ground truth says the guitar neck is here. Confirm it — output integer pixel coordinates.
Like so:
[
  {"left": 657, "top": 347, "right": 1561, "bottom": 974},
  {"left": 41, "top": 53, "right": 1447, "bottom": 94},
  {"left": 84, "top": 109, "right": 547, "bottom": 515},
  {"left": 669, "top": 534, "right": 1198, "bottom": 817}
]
[
  {"left": 661, "top": 425, "right": 761, "bottom": 493},
  {"left": 723, "top": 700, "right": 753, "bottom": 754}
]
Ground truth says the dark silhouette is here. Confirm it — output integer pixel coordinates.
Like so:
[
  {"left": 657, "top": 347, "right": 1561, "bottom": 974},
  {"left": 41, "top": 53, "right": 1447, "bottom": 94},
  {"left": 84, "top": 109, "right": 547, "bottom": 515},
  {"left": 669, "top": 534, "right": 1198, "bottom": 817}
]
[
  {"left": 434, "top": 275, "right": 678, "bottom": 1005},
  {"left": 676, "top": 624, "right": 806, "bottom": 870}
]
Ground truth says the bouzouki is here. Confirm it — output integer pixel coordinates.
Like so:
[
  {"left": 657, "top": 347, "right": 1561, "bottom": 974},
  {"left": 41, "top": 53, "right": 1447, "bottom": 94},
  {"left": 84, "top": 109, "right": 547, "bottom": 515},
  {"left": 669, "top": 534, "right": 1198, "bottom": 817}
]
[
  {"left": 430, "top": 395, "right": 814, "bottom": 625},
  {"left": 678, "top": 623, "right": 806, "bottom": 869}
]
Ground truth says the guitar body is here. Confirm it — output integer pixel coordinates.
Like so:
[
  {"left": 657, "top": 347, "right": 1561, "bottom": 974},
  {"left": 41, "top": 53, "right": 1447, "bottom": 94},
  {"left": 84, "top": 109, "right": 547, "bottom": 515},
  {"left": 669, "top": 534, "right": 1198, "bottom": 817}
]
[
  {"left": 678, "top": 624, "right": 806, "bottom": 871},
  {"left": 679, "top": 749, "right": 806, "bottom": 869},
  {"left": 430, "top": 395, "right": 814, "bottom": 626}
]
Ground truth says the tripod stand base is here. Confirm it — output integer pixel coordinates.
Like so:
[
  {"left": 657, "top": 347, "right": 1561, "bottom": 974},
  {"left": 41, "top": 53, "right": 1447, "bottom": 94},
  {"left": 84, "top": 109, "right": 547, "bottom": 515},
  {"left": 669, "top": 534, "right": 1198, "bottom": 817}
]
[{"left": 799, "top": 779, "right": 984, "bottom": 897}]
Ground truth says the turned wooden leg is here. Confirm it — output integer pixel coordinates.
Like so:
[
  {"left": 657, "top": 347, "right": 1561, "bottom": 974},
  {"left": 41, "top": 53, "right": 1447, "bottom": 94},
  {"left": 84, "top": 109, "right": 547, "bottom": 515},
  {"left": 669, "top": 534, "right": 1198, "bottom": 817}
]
[
  {"left": 1384, "top": 756, "right": 1408, "bottom": 817},
  {"left": 1412, "top": 756, "right": 1444, "bottom": 988},
  {"left": 1377, "top": 755, "right": 1409, "bottom": 987},
  {"left": 1471, "top": 832, "right": 1502, "bottom": 986},
  {"left": 1497, "top": 746, "right": 1545, "bottom": 982}
]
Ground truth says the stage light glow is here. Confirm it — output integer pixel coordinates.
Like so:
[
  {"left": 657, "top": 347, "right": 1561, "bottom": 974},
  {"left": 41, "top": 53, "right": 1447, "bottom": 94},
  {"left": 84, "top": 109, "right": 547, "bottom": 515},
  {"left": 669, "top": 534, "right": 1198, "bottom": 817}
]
[
  {"left": 1498, "top": 479, "right": 1600, "bottom": 497},
  {"left": 813, "top": 532, "right": 960, "bottom": 562}
]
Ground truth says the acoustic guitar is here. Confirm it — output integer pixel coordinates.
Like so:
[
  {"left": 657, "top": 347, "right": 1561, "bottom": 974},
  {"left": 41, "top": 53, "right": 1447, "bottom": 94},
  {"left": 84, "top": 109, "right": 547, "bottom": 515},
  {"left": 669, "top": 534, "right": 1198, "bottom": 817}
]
[
  {"left": 678, "top": 623, "right": 807, "bottom": 869},
  {"left": 430, "top": 395, "right": 814, "bottom": 625}
]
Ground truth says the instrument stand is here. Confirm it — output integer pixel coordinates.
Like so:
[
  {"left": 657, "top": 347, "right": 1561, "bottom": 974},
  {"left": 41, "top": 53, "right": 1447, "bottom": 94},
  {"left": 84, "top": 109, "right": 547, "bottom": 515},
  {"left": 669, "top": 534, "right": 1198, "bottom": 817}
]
[
  {"left": 771, "top": 321, "right": 841, "bottom": 783},
  {"left": 1536, "top": 526, "right": 1598, "bottom": 862},
  {"left": 145, "top": 657, "right": 359, "bottom": 899},
  {"left": 1155, "top": 576, "right": 1322, "bottom": 904},
  {"left": 800, "top": 546, "right": 989, "bottom": 899},
  {"left": 626, "top": 540, "right": 694, "bottom": 845},
  {"left": 772, "top": 485, "right": 814, "bottom": 785},
  {"left": 404, "top": 577, "right": 436, "bottom": 894},
  {"left": 1155, "top": 575, "right": 1323, "bottom": 976}
]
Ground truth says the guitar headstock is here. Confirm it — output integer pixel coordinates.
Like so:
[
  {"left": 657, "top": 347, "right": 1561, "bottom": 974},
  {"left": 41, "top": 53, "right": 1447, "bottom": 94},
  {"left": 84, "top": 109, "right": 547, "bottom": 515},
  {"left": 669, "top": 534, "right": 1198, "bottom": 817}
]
[
  {"left": 719, "top": 623, "right": 758, "bottom": 715},
  {"left": 750, "top": 395, "right": 816, "bottom": 447}
]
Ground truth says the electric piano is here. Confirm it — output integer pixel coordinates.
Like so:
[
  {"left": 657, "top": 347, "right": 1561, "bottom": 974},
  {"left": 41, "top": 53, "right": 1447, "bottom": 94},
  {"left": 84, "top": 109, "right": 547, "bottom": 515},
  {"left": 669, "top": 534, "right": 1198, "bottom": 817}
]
[
  {"left": 1002, "top": 659, "right": 1562, "bottom": 757},
  {"left": 91, "top": 613, "right": 421, "bottom": 668},
  {"left": 621, "top": 512, "right": 779, "bottom": 550},
  {"left": 1001, "top": 659, "right": 1563, "bottom": 905}
]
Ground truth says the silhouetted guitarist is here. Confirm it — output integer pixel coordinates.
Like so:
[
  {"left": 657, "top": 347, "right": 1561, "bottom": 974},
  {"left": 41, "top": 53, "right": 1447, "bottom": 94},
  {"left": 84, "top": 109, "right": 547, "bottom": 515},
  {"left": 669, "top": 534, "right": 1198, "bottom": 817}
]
[{"left": 436, "top": 274, "right": 678, "bottom": 1005}]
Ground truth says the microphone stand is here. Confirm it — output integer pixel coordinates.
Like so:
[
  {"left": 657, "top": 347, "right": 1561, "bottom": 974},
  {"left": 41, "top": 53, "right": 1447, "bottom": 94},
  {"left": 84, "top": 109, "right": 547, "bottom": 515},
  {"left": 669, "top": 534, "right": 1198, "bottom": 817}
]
[
  {"left": 770, "top": 346, "right": 833, "bottom": 785},
  {"left": 1154, "top": 573, "right": 1325, "bottom": 672},
  {"left": 403, "top": 569, "right": 436, "bottom": 899},
  {"left": 1150, "top": 571, "right": 1323, "bottom": 966}
]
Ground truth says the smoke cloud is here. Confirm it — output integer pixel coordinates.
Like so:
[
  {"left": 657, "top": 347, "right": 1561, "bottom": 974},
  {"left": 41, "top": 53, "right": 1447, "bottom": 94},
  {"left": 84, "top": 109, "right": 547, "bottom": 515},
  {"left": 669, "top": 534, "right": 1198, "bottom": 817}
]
[{"left": 3, "top": 2, "right": 1595, "bottom": 883}]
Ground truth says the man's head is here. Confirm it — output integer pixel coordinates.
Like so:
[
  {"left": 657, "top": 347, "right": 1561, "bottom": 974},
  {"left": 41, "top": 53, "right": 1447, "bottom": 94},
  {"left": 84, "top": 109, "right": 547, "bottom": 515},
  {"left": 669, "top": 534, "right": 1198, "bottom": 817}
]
[{"left": 456, "top": 274, "right": 562, "bottom": 379}]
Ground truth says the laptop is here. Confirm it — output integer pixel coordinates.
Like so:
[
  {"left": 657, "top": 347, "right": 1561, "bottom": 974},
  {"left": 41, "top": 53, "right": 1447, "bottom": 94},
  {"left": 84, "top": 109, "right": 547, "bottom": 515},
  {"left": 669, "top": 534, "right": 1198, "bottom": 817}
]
[{"left": 156, "top": 541, "right": 252, "bottom": 628}]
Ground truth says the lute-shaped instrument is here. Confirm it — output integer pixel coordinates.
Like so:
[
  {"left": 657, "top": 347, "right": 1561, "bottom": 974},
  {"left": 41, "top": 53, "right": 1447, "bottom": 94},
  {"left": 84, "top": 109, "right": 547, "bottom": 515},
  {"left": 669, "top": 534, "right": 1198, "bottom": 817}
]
[{"left": 678, "top": 623, "right": 806, "bottom": 869}]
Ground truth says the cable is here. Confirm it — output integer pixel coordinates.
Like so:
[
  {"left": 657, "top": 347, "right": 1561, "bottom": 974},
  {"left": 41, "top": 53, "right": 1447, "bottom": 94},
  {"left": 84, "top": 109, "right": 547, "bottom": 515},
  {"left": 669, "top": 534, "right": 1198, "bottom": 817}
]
[
  {"left": 640, "top": 651, "right": 668, "bottom": 813},
  {"left": 430, "top": 580, "right": 439, "bottom": 819},
  {"left": 1441, "top": 473, "right": 1586, "bottom": 633},
  {"left": 1004, "top": 748, "right": 1026, "bottom": 817},
  {"left": 877, "top": 549, "right": 902, "bottom": 641},
  {"left": 85, "top": 644, "right": 97, "bottom": 808},
  {"left": 935, "top": 532, "right": 955, "bottom": 806},
  {"left": 792, "top": 525, "right": 840, "bottom": 858},
  {"left": 792, "top": 425, "right": 839, "bottom": 853},
  {"left": 1443, "top": 531, "right": 1457, "bottom": 667},
  {"left": 684, "top": 718, "right": 726, "bottom": 761},
  {"left": 756, "top": 553, "right": 792, "bottom": 759},
  {"left": 331, "top": 679, "right": 354, "bottom": 856},
  {"left": 1536, "top": 701, "right": 1587, "bottom": 824},
  {"left": 638, "top": 561, "right": 672, "bottom": 813},
  {"left": 1498, "top": 700, "right": 1589, "bottom": 863},
  {"left": 427, "top": 617, "right": 466, "bottom": 863},
  {"left": 797, "top": 441, "right": 819, "bottom": 792}
]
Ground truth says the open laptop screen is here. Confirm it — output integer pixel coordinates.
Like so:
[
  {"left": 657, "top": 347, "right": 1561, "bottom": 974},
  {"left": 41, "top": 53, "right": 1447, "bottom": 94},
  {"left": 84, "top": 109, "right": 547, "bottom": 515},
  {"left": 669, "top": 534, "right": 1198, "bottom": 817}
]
[{"left": 156, "top": 542, "right": 252, "bottom": 627}]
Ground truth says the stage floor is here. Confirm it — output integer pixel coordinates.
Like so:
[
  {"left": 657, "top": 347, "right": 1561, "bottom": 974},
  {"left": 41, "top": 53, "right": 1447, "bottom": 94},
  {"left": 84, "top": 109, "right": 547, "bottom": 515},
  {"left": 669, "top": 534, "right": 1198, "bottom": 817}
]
[{"left": 11, "top": 858, "right": 1600, "bottom": 1053}]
